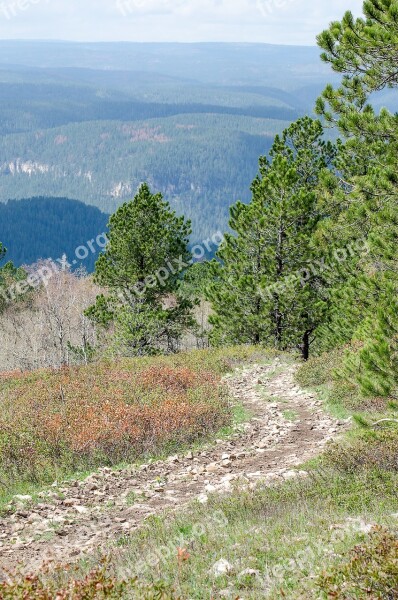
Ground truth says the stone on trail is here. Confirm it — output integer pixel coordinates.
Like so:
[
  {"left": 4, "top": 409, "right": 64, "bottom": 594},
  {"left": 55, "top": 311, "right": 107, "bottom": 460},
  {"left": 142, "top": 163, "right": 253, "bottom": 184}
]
[
  {"left": 13, "top": 495, "right": 32, "bottom": 503},
  {"left": 211, "top": 558, "right": 234, "bottom": 576}
]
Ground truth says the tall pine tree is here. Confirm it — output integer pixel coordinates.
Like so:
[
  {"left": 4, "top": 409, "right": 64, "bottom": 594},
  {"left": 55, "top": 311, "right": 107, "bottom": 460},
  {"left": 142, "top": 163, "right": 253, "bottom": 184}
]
[
  {"left": 315, "top": 0, "right": 398, "bottom": 391},
  {"left": 207, "top": 117, "right": 336, "bottom": 359},
  {"left": 87, "top": 183, "right": 194, "bottom": 356}
]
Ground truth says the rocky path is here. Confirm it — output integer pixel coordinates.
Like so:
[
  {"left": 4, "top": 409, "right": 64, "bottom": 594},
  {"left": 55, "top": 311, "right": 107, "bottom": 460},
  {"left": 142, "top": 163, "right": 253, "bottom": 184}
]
[{"left": 0, "top": 359, "right": 346, "bottom": 576}]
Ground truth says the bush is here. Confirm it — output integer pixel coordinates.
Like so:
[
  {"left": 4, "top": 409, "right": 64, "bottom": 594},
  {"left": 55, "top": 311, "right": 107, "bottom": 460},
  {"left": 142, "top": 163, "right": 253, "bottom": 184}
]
[
  {"left": 296, "top": 348, "right": 344, "bottom": 388},
  {"left": 323, "top": 429, "right": 398, "bottom": 475},
  {"left": 317, "top": 527, "right": 398, "bottom": 599},
  {"left": 0, "top": 350, "right": 236, "bottom": 492},
  {"left": 296, "top": 346, "right": 389, "bottom": 413}
]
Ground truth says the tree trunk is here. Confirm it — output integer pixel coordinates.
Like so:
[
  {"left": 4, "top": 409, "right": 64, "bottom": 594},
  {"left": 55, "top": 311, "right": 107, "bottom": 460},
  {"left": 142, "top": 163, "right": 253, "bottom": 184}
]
[{"left": 302, "top": 330, "right": 310, "bottom": 361}]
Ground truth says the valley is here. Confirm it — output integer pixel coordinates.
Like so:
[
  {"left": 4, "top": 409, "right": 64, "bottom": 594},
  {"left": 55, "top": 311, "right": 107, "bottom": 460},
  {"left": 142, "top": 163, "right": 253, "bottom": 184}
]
[{"left": 0, "top": 41, "right": 334, "bottom": 249}]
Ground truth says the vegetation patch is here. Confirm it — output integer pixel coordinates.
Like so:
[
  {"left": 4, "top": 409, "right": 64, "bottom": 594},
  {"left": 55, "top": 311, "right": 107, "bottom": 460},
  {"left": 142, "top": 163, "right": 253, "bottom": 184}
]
[
  {"left": 0, "top": 346, "right": 268, "bottom": 505},
  {"left": 3, "top": 469, "right": 397, "bottom": 599},
  {"left": 317, "top": 526, "right": 398, "bottom": 599}
]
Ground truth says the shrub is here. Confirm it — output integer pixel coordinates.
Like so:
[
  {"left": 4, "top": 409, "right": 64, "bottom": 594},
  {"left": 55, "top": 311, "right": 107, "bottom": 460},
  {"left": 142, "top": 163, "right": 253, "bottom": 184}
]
[
  {"left": 296, "top": 348, "right": 344, "bottom": 388},
  {"left": 137, "top": 365, "right": 218, "bottom": 394},
  {"left": 317, "top": 527, "right": 398, "bottom": 599},
  {"left": 323, "top": 429, "right": 398, "bottom": 475},
  {"left": 296, "top": 346, "right": 389, "bottom": 413},
  {"left": 0, "top": 352, "right": 232, "bottom": 492}
]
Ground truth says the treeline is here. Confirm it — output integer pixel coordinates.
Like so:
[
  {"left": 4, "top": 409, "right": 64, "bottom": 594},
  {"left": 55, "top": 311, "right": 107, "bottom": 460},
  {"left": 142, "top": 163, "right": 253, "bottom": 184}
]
[{"left": 0, "top": 197, "right": 108, "bottom": 270}]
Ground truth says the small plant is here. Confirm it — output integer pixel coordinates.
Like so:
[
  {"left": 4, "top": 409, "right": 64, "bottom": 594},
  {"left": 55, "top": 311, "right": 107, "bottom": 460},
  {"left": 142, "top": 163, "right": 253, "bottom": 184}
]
[
  {"left": 323, "top": 429, "right": 398, "bottom": 474},
  {"left": 317, "top": 527, "right": 398, "bottom": 599},
  {"left": 126, "top": 491, "right": 138, "bottom": 506},
  {"left": 282, "top": 410, "right": 298, "bottom": 422}
]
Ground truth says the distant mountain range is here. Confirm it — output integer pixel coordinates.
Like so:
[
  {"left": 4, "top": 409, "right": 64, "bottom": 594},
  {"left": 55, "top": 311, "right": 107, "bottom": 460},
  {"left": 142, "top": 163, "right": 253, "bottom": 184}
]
[{"left": 0, "top": 40, "right": 386, "bottom": 265}]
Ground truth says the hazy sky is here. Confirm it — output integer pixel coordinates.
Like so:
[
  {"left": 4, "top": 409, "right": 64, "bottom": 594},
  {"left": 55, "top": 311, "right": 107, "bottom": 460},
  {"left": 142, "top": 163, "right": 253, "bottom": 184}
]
[{"left": 0, "top": 0, "right": 364, "bottom": 45}]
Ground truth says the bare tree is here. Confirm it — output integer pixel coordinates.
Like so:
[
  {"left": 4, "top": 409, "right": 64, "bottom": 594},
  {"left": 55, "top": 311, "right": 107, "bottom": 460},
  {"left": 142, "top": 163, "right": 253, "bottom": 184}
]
[{"left": 0, "top": 265, "right": 101, "bottom": 371}]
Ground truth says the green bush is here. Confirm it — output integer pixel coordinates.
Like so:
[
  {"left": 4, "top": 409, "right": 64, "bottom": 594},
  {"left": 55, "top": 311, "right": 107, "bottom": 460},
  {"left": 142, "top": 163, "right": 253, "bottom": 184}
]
[
  {"left": 296, "top": 348, "right": 344, "bottom": 388},
  {"left": 317, "top": 527, "right": 398, "bottom": 599},
  {"left": 323, "top": 429, "right": 398, "bottom": 475}
]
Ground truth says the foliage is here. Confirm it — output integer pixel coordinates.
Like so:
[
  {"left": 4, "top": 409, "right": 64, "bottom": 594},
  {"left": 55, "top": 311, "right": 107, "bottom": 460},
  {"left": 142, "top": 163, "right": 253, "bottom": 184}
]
[
  {"left": 324, "top": 429, "right": 398, "bottom": 475},
  {"left": 354, "top": 285, "right": 398, "bottom": 398},
  {"left": 0, "top": 352, "right": 231, "bottom": 491},
  {"left": 87, "top": 183, "right": 194, "bottom": 356},
  {"left": 0, "top": 244, "right": 28, "bottom": 314},
  {"left": 314, "top": 1, "right": 398, "bottom": 394},
  {"left": 180, "top": 261, "right": 214, "bottom": 300},
  {"left": 0, "top": 560, "right": 179, "bottom": 599},
  {"left": 208, "top": 117, "right": 336, "bottom": 359},
  {"left": 295, "top": 347, "right": 346, "bottom": 389},
  {"left": 0, "top": 346, "right": 269, "bottom": 501},
  {"left": 317, "top": 527, "right": 398, "bottom": 599}
]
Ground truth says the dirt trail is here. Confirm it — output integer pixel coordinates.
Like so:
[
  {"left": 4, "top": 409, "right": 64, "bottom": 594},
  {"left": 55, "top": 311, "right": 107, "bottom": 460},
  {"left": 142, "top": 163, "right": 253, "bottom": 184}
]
[{"left": 0, "top": 359, "right": 347, "bottom": 575}]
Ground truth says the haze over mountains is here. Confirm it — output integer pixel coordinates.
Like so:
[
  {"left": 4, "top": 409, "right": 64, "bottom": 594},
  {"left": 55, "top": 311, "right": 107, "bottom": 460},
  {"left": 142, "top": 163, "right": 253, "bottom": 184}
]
[{"left": 0, "top": 40, "right": 338, "bottom": 266}]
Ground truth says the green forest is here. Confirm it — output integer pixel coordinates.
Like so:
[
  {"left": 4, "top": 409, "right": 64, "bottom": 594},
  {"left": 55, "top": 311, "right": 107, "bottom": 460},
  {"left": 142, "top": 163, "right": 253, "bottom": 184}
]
[
  {"left": 0, "top": 197, "right": 108, "bottom": 270},
  {"left": 0, "top": 42, "right": 340, "bottom": 244}
]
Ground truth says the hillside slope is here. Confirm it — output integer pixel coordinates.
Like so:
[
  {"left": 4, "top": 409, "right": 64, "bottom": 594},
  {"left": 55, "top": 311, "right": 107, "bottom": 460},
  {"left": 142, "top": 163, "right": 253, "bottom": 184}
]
[{"left": 0, "top": 197, "right": 108, "bottom": 270}]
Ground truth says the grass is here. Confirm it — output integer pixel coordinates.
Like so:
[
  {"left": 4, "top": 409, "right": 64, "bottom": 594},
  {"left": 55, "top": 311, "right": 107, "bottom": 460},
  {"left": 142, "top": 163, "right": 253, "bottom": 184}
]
[
  {"left": 282, "top": 409, "right": 298, "bottom": 421},
  {"left": 0, "top": 345, "right": 273, "bottom": 510},
  {"left": 4, "top": 470, "right": 397, "bottom": 598},
  {"left": 3, "top": 345, "right": 398, "bottom": 598},
  {"left": 110, "top": 471, "right": 397, "bottom": 599}
]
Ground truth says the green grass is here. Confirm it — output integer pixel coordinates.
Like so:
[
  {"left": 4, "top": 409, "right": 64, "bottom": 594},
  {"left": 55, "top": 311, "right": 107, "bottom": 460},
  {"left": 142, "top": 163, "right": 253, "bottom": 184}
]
[
  {"left": 282, "top": 409, "right": 298, "bottom": 421},
  {"left": 42, "top": 469, "right": 397, "bottom": 599}
]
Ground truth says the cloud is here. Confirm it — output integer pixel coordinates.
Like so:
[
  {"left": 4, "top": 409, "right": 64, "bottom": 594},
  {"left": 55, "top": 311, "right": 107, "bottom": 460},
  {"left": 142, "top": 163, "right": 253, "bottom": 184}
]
[{"left": 0, "top": 0, "right": 365, "bottom": 44}]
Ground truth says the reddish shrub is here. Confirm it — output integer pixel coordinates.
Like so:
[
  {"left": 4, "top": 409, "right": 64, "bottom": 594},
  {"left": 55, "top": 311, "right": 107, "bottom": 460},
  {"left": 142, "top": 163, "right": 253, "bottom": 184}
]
[
  {"left": 137, "top": 365, "right": 218, "bottom": 393},
  {"left": 0, "top": 358, "right": 230, "bottom": 481}
]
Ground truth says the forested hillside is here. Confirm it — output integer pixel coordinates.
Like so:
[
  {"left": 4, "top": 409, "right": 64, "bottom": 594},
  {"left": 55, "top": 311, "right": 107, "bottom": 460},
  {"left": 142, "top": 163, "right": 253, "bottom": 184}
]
[
  {"left": 0, "top": 42, "right": 337, "bottom": 243},
  {"left": 0, "top": 198, "right": 108, "bottom": 270},
  {"left": 0, "top": 115, "right": 286, "bottom": 239}
]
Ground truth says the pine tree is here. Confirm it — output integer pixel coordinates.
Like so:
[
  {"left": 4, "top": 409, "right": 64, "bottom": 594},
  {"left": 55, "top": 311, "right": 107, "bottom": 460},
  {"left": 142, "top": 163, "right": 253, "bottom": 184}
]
[
  {"left": 0, "top": 244, "right": 28, "bottom": 314},
  {"left": 87, "top": 183, "right": 194, "bottom": 355},
  {"left": 314, "top": 1, "right": 398, "bottom": 389},
  {"left": 207, "top": 118, "right": 336, "bottom": 359},
  {"left": 337, "top": 284, "right": 398, "bottom": 398}
]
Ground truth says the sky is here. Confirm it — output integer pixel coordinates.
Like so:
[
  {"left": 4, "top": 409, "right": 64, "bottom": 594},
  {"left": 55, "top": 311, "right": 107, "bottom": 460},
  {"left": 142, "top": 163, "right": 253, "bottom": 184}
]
[{"left": 0, "top": 0, "right": 364, "bottom": 45}]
